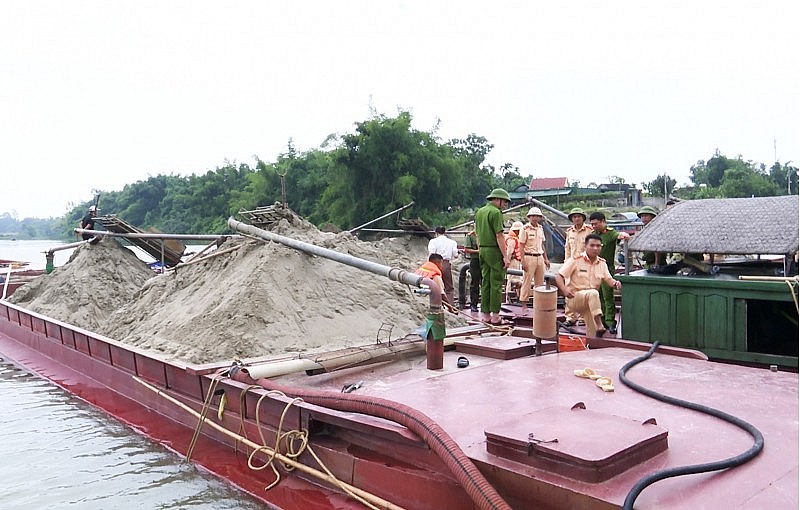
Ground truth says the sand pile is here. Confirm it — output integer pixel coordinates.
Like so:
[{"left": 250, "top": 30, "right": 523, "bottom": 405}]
[
  {"left": 9, "top": 239, "right": 154, "bottom": 332},
  {"left": 10, "top": 213, "right": 464, "bottom": 363}
]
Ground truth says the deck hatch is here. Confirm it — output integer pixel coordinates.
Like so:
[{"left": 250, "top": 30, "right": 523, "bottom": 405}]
[
  {"left": 455, "top": 335, "right": 554, "bottom": 359},
  {"left": 485, "top": 405, "right": 668, "bottom": 482}
]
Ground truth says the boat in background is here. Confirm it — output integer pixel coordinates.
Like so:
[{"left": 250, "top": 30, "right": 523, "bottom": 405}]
[{"left": 622, "top": 196, "right": 799, "bottom": 368}]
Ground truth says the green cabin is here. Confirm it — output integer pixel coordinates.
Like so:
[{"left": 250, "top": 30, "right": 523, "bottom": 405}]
[{"left": 618, "top": 196, "right": 798, "bottom": 368}]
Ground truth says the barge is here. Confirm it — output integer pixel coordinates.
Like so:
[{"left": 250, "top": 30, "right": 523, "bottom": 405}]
[{"left": 0, "top": 212, "right": 797, "bottom": 509}]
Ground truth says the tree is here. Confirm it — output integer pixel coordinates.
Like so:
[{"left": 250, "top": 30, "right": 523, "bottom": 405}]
[
  {"left": 718, "top": 167, "right": 780, "bottom": 198},
  {"left": 644, "top": 174, "right": 677, "bottom": 197},
  {"left": 769, "top": 161, "right": 799, "bottom": 195},
  {"left": 320, "top": 111, "right": 469, "bottom": 228}
]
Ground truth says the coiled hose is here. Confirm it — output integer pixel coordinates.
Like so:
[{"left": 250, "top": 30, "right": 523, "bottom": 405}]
[
  {"left": 231, "top": 369, "right": 513, "bottom": 510},
  {"left": 618, "top": 342, "right": 765, "bottom": 510}
]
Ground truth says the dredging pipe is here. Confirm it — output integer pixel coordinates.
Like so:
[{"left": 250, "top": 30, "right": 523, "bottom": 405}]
[
  {"left": 73, "top": 229, "right": 239, "bottom": 241},
  {"left": 44, "top": 239, "right": 91, "bottom": 273},
  {"left": 526, "top": 197, "right": 570, "bottom": 220},
  {"left": 226, "top": 217, "right": 445, "bottom": 368}
]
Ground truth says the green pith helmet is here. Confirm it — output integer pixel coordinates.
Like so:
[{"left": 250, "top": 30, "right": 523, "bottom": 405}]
[
  {"left": 567, "top": 207, "right": 586, "bottom": 220},
  {"left": 637, "top": 205, "right": 659, "bottom": 218},
  {"left": 485, "top": 188, "right": 511, "bottom": 201}
]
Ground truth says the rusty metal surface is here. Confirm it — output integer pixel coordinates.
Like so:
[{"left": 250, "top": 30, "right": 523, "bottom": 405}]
[
  {"left": 279, "top": 346, "right": 798, "bottom": 509},
  {"left": 1, "top": 298, "right": 796, "bottom": 509},
  {"left": 485, "top": 406, "right": 668, "bottom": 482}
]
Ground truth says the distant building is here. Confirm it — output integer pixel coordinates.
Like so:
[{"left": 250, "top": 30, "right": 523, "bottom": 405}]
[
  {"left": 598, "top": 183, "right": 642, "bottom": 207},
  {"left": 529, "top": 177, "right": 569, "bottom": 190}
]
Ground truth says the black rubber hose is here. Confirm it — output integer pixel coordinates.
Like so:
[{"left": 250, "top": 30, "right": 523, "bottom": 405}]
[{"left": 618, "top": 342, "right": 765, "bottom": 510}]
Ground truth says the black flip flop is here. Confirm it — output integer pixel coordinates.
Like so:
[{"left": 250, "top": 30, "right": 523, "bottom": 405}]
[{"left": 457, "top": 356, "right": 469, "bottom": 368}]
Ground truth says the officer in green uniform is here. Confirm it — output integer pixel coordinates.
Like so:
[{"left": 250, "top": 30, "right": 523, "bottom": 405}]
[
  {"left": 637, "top": 206, "right": 659, "bottom": 266},
  {"left": 475, "top": 188, "right": 511, "bottom": 324},
  {"left": 462, "top": 228, "right": 481, "bottom": 312},
  {"left": 588, "top": 211, "right": 630, "bottom": 334}
]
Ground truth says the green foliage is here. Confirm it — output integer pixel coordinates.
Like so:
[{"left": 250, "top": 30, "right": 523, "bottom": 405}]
[
  {"left": 643, "top": 174, "right": 677, "bottom": 197},
  {"left": 317, "top": 111, "right": 500, "bottom": 228},
  {"left": 0, "top": 213, "right": 62, "bottom": 239},
  {"left": 686, "top": 152, "right": 792, "bottom": 199},
  {"left": 718, "top": 166, "right": 781, "bottom": 198}
]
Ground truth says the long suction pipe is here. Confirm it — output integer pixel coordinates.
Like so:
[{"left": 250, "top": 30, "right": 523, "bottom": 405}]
[
  {"left": 226, "top": 216, "right": 511, "bottom": 509},
  {"left": 226, "top": 217, "right": 442, "bottom": 311}
]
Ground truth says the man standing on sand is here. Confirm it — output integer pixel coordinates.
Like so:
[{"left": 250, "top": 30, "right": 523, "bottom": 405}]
[
  {"left": 562, "top": 207, "right": 593, "bottom": 326},
  {"left": 475, "top": 188, "right": 511, "bottom": 325},
  {"left": 588, "top": 211, "right": 629, "bottom": 335},
  {"left": 462, "top": 228, "right": 481, "bottom": 312},
  {"left": 555, "top": 234, "right": 623, "bottom": 337},
  {"left": 428, "top": 226, "right": 459, "bottom": 306},
  {"left": 518, "top": 207, "right": 550, "bottom": 307},
  {"left": 80, "top": 205, "right": 98, "bottom": 241}
]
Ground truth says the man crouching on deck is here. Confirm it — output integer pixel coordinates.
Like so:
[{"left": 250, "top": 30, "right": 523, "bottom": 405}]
[{"left": 554, "top": 233, "right": 622, "bottom": 337}]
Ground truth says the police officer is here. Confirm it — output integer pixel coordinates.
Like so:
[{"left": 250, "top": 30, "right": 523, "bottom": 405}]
[{"left": 475, "top": 188, "right": 511, "bottom": 324}]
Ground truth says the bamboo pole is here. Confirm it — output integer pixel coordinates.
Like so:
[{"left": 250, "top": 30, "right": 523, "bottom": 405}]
[
  {"left": 738, "top": 275, "right": 799, "bottom": 282},
  {"left": 184, "top": 238, "right": 226, "bottom": 264},
  {"left": 133, "top": 375, "right": 406, "bottom": 510},
  {"left": 167, "top": 245, "right": 241, "bottom": 271}
]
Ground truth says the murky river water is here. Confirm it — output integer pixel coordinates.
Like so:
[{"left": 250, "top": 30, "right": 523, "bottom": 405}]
[
  {"left": 0, "top": 240, "right": 266, "bottom": 509},
  {"left": 0, "top": 354, "right": 266, "bottom": 509}
]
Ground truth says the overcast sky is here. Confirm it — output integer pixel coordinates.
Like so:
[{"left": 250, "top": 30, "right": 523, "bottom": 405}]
[{"left": 2, "top": 1, "right": 797, "bottom": 219}]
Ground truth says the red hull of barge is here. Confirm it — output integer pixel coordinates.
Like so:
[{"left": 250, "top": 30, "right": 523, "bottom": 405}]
[{"left": 0, "top": 300, "right": 797, "bottom": 509}]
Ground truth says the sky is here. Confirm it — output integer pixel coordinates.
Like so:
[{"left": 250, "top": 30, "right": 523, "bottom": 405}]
[{"left": 1, "top": 1, "right": 797, "bottom": 219}]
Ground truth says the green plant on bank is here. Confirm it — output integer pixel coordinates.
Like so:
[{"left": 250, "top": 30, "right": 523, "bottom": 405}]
[{"left": 3, "top": 121, "right": 797, "bottom": 241}]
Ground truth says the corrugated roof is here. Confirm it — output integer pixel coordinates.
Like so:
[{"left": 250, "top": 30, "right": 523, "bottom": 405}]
[
  {"left": 529, "top": 177, "right": 569, "bottom": 190},
  {"left": 627, "top": 196, "right": 799, "bottom": 255}
]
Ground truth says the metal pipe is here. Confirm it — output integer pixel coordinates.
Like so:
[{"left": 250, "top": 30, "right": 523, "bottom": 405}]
[
  {"left": 228, "top": 217, "right": 445, "bottom": 368},
  {"left": 74, "top": 229, "right": 239, "bottom": 241},
  {"left": 227, "top": 217, "right": 441, "bottom": 309},
  {"left": 1, "top": 266, "right": 11, "bottom": 300},
  {"left": 358, "top": 228, "right": 473, "bottom": 235},
  {"left": 241, "top": 336, "right": 466, "bottom": 379},
  {"left": 45, "top": 239, "right": 90, "bottom": 256},
  {"left": 449, "top": 201, "right": 534, "bottom": 230},
  {"left": 526, "top": 197, "right": 570, "bottom": 220},
  {"left": 348, "top": 201, "right": 415, "bottom": 233}
]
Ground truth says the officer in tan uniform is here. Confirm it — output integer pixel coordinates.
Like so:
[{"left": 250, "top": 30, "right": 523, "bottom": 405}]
[
  {"left": 518, "top": 207, "right": 550, "bottom": 306},
  {"left": 562, "top": 207, "right": 594, "bottom": 326},
  {"left": 555, "top": 233, "right": 622, "bottom": 337}
]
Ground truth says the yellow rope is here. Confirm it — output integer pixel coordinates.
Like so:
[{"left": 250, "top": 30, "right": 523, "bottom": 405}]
[
  {"left": 242, "top": 389, "right": 381, "bottom": 510},
  {"left": 786, "top": 280, "right": 799, "bottom": 314},
  {"left": 186, "top": 369, "right": 227, "bottom": 461}
]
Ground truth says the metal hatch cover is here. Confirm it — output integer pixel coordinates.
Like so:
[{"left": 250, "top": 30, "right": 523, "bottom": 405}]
[{"left": 485, "top": 404, "right": 668, "bottom": 483}]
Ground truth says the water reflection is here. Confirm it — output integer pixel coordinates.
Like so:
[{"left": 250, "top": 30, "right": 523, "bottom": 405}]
[{"left": 0, "top": 359, "right": 265, "bottom": 509}]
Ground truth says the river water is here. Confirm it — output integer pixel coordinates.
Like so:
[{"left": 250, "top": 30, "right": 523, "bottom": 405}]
[{"left": 0, "top": 240, "right": 266, "bottom": 509}]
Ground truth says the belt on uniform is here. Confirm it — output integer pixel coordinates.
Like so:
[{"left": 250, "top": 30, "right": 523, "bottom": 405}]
[{"left": 525, "top": 252, "right": 542, "bottom": 256}]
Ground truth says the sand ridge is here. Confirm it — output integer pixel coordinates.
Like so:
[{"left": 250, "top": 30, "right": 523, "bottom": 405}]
[{"left": 9, "top": 213, "right": 465, "bottom": 363}]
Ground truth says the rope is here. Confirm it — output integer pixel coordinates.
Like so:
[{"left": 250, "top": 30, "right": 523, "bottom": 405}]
[
  {"left": 244, "top": 389, "right": 382, "bottom": 510},
  {"left": 785, "top": 280, "right": 799, "bottom": 314},
  {"left": 185, "top": 370, "right": 227, "bottom": 461}
]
